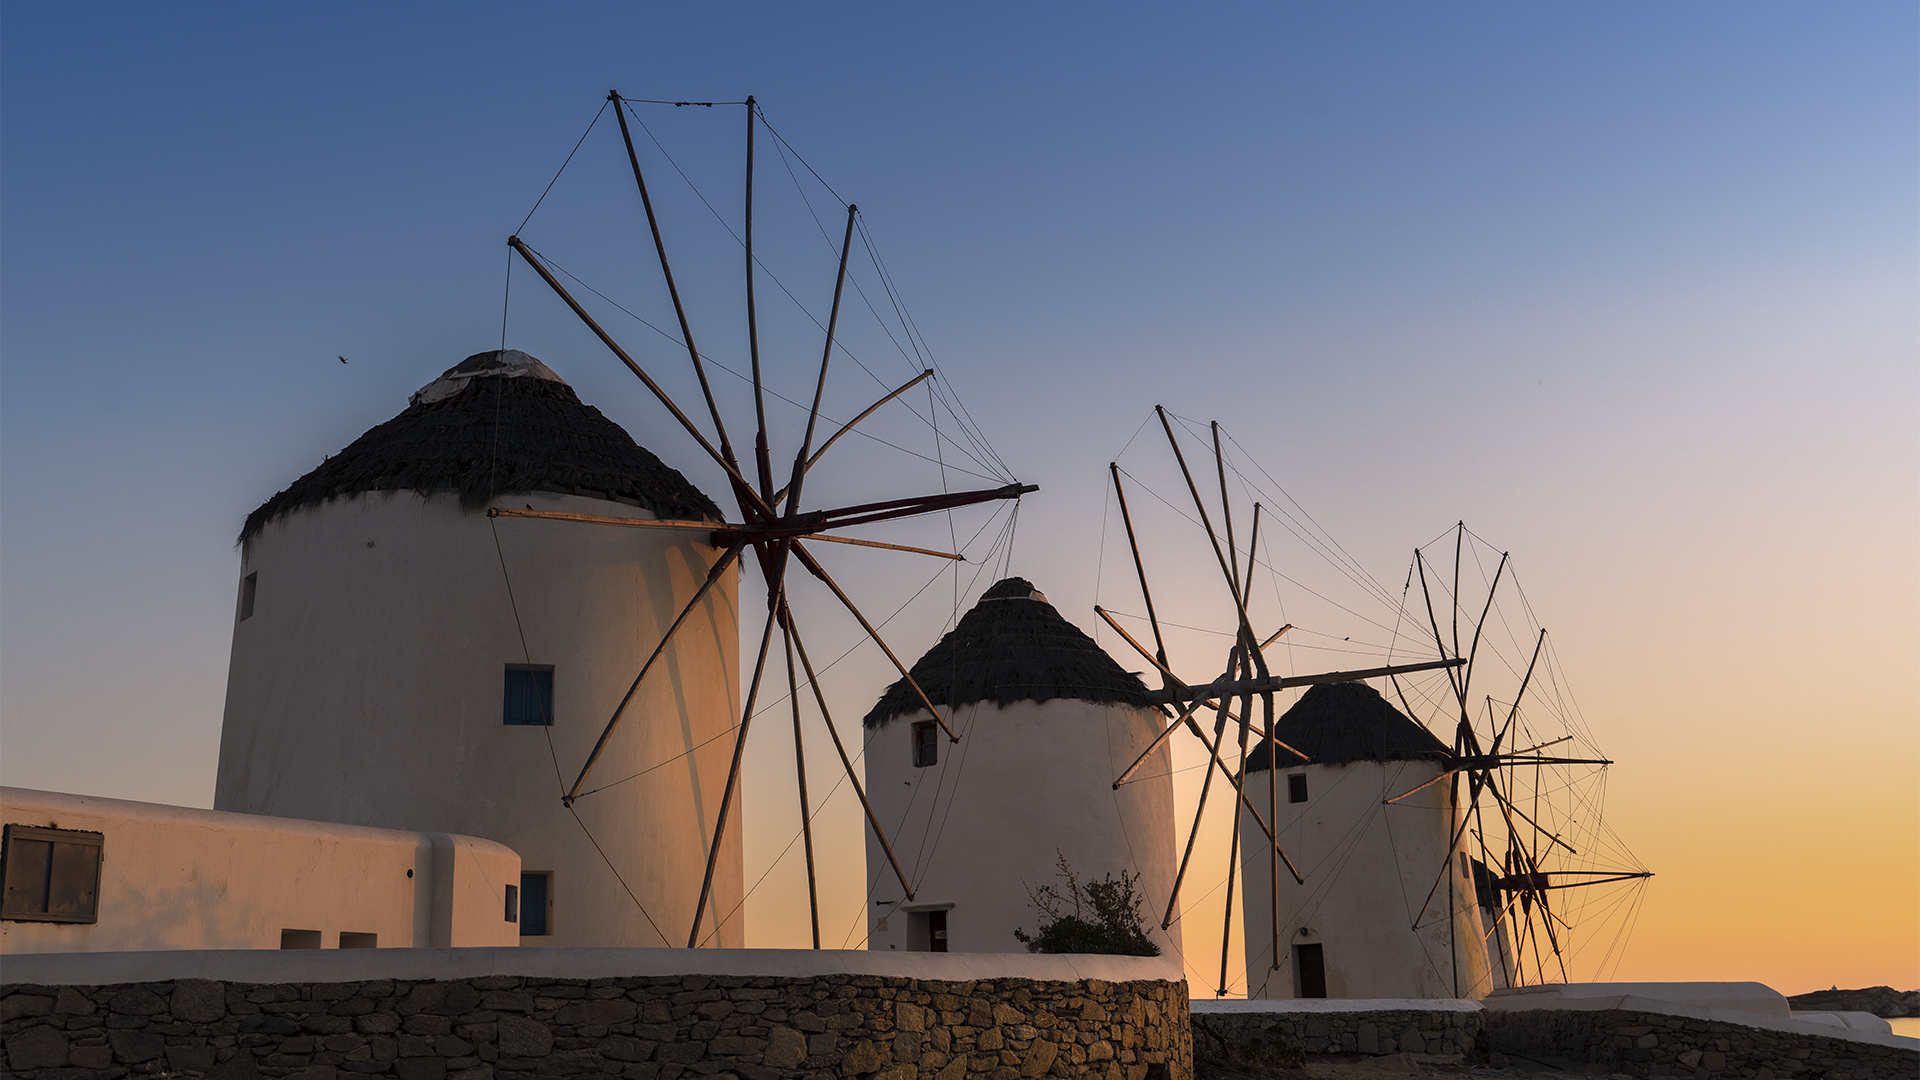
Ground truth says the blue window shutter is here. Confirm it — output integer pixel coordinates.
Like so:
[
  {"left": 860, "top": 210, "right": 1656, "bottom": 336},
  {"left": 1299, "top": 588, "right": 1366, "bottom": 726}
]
[{"left": 503, "top": 667, "right": 554, "bottom": 726}]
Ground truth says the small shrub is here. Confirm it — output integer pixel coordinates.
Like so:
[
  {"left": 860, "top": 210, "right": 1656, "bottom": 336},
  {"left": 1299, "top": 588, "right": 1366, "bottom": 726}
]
[{"left": 1013, "top": 852, "right": 1161, "bottom": 956}]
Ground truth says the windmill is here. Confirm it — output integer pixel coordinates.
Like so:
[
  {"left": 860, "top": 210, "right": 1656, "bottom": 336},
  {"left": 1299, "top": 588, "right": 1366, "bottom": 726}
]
[
  {"left": 1381, "top": 523, "right": 1654, "bottom": 988},
  {"left": 495, "top": 92, "right": 1033, "bottom": 948},
  {"left": 1092, "top": 407, "right": 1463, "bottom": 994}
]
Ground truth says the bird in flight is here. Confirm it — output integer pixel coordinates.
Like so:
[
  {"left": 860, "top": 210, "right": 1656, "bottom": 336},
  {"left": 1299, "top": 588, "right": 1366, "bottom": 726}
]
[{"left": 338, "top": 356, "right": 349, "bottom": 364}]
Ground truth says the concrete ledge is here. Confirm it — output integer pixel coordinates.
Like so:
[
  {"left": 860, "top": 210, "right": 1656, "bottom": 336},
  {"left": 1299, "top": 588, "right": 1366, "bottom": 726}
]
[
  {"left": 1191, "top": 998, "right": 1483, "bottom": 1014},
  {"left": 0, "top": 945, "right": 1182, "bottom": 988}
]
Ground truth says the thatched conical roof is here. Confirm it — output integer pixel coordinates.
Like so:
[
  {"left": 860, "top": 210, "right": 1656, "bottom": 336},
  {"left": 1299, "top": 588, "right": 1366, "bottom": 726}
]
[
  {"left": 1247, "top": 681, "right": 1449, "bottom": 771},
  {"left": 241, "top": 350, "right": 721, "bottom": 541},
  {"left": 863, "top": 577, "right": 1153, "bottom": 728}
]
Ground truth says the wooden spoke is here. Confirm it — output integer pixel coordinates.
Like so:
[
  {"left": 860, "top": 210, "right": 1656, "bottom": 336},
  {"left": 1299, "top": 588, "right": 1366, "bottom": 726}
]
[
  {"left": 787, "top": 617, "right": 915, "bottom": 901},
  {"left": 794, "top": 534, "right": 961, "bottom": 560},
  {"left": 1460, "top": 551, "right": 1509, "bottom": 705},
  {"left": 1164, "top": 671, "right": 1237, "bottom": 930},
  {"left": 1110, "top": 464, "right": 1171, "bottom": 672},
  {"left": 1414, "top": 550, "right": 1464, "bottom": 704},
  {"left": 1156, "top": 407, "right": 1252, "bottom": 638},
  {"left": 1493, "top": 629, "right": 1548, "bottom": 751},
  {"left": 1144, "top": 656, "right": 1464, "bottom": 705},
  {"left": 688, "top": 592, "right": 782, "bottom": 947},
  {"left": 783, "top": 204, "right": 858, "bottom": 518},
  {"left": 610, "top": 94, "right": 743, "bottom": 497},
  {"left": 780, "top": 615, "right": 821, "bottom": 948},
  {"left": 1212, "top": 422, "right": 1242, "bottom": 605},
  {"left": 1243, "top": 503, "right": 1261, "bottom": 610},
  {"left": 1111, "top": 666, "right": 1234, "bottom": 789},
  {"left": 565, "top": 541, "right": 745, "bottom": 804},
  {"left": 507, "top": 238, "right": 769, "bottom": 518},
  {"left": 775, "top": 370, "right": 935, "bottom": 507},
  {"left": 790, "top": 541, "right": 959, "bottom": 741},
  {"left": 744, "top": 97, "right": 773, "bottom": 504},
  {"left": 1258, "top": 623, "right": 1293, "bottom": 650}
]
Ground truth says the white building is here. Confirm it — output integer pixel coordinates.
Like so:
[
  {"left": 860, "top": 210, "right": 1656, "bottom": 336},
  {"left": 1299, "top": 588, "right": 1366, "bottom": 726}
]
[
  {"left": 215, "top": 350, "right": 743, "bottom": 948},
  {"left": 1, "top": 787, "right": 520, "bottom": 953},
  {"left": 1238, "top": 681, "right": 1492, "bottom": 999},
  {"left": 861, "top": 578, "right": 1182, "bottom": 958}
]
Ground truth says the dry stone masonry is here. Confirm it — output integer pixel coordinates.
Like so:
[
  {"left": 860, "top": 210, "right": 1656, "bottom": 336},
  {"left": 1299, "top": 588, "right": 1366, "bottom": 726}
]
[
  {"left": 0, "top": 973, "right": 1191, "bottom": 1080},
  {"left": 1487, "top": 1007, "right": 1918, "bottom": 1080}
]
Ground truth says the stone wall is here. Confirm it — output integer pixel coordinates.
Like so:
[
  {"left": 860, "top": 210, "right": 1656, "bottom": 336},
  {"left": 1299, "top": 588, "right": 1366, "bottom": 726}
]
[
  {"left": 1189, "top": 1005, "right": 1483, "bottom": 1059},
  {"left": 1488, "top": 1008, "right": 1917, "bottom": 1079},
  {"left": 0, "top": 972, "right": 1190, "bottom": 1080}
]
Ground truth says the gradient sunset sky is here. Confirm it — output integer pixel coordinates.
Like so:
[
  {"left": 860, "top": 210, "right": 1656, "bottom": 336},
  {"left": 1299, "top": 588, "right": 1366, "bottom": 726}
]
[{"left": 2, "top": 3, "right": 1914, "bottom": 994}]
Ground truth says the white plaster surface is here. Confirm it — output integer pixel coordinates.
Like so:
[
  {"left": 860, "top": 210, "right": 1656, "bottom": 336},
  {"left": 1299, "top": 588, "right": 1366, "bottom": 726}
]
[
  {"left": 1482, "top": 988, "right": 1920, "bottom": 1054},
  {"left": 1792, "top": 1012, "right": 1897, "bottom": 1034},
  {"left": 863, "top": 697, "right": 1181, "bottom": 959},
  {"left": 0, "top": 946, "right": 1182, "bottom": 987},
  {"left": 0, "top": 788, "right": 519, "bottom": 953},
  {"left": 1190, "top": 998, "right": 1484, "bottom": 1014},
  {"left": 1239, "top": 760, "right": 1491, "bottom": 1000},
  {"left": 1488, "top": 981, "right": 1790, "bottom": 1017},
  {"left": 217, "top": 488, "right": 741, "bottom": 949}
]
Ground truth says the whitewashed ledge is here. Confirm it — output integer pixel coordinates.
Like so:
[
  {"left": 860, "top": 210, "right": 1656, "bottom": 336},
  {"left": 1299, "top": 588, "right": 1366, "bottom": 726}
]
[
  {"left": 1190, "top": 998, "right": 1482, "bottom": 1013},
  {"left": 0, "top": 946, "right": 1184, "bottom": 987},
  {"left": 1482, "top": 990, "right": 1920, "bottom": 1054}
]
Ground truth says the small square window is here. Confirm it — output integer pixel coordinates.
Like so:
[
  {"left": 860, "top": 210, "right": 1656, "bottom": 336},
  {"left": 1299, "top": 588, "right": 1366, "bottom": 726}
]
[
  {"left": 504, "top": 883, "right": 520, "bottom": 923},
  {"left": 339, "top": 931, "right": 377, "bottom": 949},
  {"left": 1287, "top": 774, "right": 1308, "bottom": 804},
  {"left": 280, "top": 929, "right": 321, "bottom": 949},
  {"left": 240, "top": 572, "right": 258, "bottom": 621},
  {"left": 504, "top": 666, "right": 554, "bottom": 726},
  {"left": 2, "top": 825, "right": 103, "bottom": 924},
  {"left": 911, "top": 720, "right": 938, "bottom": 768}
]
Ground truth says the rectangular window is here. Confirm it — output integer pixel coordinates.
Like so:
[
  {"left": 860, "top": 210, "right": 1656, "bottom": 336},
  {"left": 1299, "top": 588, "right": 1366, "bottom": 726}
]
[
  {"left": 240, "top": 572, "right": 258, "bottom": 621},
  {"left": 2, "top": 825, "right": 103, "bottom": 924},
  {"left": 280, "top": 929, "right": 321, "bottom": 949},
  {"left": 1287, "top": 774, "right": 1308, "bottom": 803},
  {"left": 504, "top": 666, "right": 554, "bottom": 726},
  {"left": 1294, "top": 943, "right": 1326, "bottom": 998},
  {"left": 928, "top": 908, "right": 949, "bottom": 953},
  {"left": 504, "top": 883, "right": 520, "bottom": 923},
  {"left": 339, "top": 932, "right": 377, "bottom": 949},
  {"left": 519, "top": 872, "right": 551, "bottom": 936},
  {"left": 1459, "top": 851, "right": 1470, "bottom": 878},
  {"left": 911, "top": 720, "right": 938, "bottom": 768}
]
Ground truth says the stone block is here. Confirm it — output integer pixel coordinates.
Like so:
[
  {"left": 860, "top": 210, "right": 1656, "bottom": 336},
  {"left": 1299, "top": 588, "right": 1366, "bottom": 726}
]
[
  {"left": 70, "top": 1044, "right": 116, "bottom": 1069},
  {"left": 55, "top": 989, "right": 98, "bottom": 1017},
  {"left": 558, "top": 1002, "right": 638, "bottom": 1027},
  {"left": 655, "top": 1041, "right": 705, "bottom": 1065},
  {"left": 484, "top": 994, "right": 535, "bottom": 1015},
  {"left": 108, "top": 988, "right": 169, "bottom": 1017},
  {"left": 109, "top": 1029, "right": 166, "bottom": 1062},
  {"left": 497, "top": 1017, "right": 554, "bottom": 1059},
  {"left": 396, "top": 1055, "right": 450, "bottom": 1080},
  {"left": 763, "top": 1027, "right": 806, "bottom": 1069},
  {"left": 979, "top": 1029, "right": 1003, "bottom": 1051},
  {"left": 8, "top": 1014, "right": 72, "bottom": 1068},
  {"left": 1019, "top": 1039, "right": 1058, "bottom": 1078},
  {"left": 874, "top": 1064, "right": 915, "bottom": 1080},
  {"left": 792, "top": 1013, "right": 827, "bottom": 1034},
  {"left": 895, "top": 1003, "right": 925, "bottom": 1033},
  {"left": 841, "top": 1039, "right": 882, "bottom": 1076},
  {"left": 707, "top": 1037, "right": 766, "bottom": 1057}
]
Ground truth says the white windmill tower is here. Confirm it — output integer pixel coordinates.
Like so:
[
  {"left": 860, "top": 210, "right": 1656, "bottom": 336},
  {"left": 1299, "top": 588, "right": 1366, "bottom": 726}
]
[
  {"left": 1238, "top": 681, "right": 1490, "bottom": 999},
  {"left": 861, "top": 577, "right": 1183, "bottom": 958},
  {"left": 215, "top": 349, "right": 744, "bottom": 948}
]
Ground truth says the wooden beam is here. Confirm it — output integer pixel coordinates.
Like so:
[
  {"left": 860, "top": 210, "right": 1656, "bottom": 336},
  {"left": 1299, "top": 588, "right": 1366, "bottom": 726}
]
[{"left": 1144, "top": 657, "right": 1465, "bottom": 705}]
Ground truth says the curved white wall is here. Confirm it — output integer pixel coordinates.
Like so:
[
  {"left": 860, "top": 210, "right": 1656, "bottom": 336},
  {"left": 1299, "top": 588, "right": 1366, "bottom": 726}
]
[
  {"left": 1239, "top": 759, "right": 1491, "bottom": 999},
  {"left": 216, "top": 488, "right": 741, "bottom": 948},
  {"left": 861, "top": 698, "right": 1181, "bottom": 958}
]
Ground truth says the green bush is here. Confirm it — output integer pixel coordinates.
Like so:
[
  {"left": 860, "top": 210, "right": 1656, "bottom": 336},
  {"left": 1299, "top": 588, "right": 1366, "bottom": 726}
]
[{"left": 1013, "top": 852, "right": 1161, "bottom": 957}]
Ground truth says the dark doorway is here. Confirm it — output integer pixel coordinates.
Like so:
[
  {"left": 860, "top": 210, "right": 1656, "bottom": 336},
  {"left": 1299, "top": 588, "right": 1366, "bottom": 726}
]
[
  {"left": 928, "top": 909, "right": 948, "bottom": 952},
  {"left": 1295, "top": 943, "right": 1326, "bottom": 998}
]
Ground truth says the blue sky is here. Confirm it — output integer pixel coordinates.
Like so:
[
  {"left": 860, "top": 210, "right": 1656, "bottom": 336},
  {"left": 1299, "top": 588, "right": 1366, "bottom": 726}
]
[{"left": 3, "top": 3, "right": 1914, "bottom": 988}]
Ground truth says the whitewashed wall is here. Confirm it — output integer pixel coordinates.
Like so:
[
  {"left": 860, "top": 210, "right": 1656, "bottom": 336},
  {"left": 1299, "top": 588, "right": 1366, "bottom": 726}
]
[
  {"left": 1238, "top": 759, "right": 1491, "bottom": 999},
  {"left": 0, "top": 787, "right": 519, "bottom": 953},
  {"left": 216, "top": 489, "right": 741, "bottom": 949},
  {"left": 862, "top": 698, "right": 1182, "bottom": 958}
]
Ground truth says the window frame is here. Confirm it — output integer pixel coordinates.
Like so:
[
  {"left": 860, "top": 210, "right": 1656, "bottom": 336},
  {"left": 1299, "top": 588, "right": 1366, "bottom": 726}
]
[
  {"left": 503, "top": 664, "right": 556, "bottom": 727},
  {"left": 1287, "top": 773, "right": 1309, "bottom": 804},
  {"left": 1, "top": 824, "right": 104, "bottom": 924},
  {"left": 911, "top": 720, "right": 938, "bottom": 768}
]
